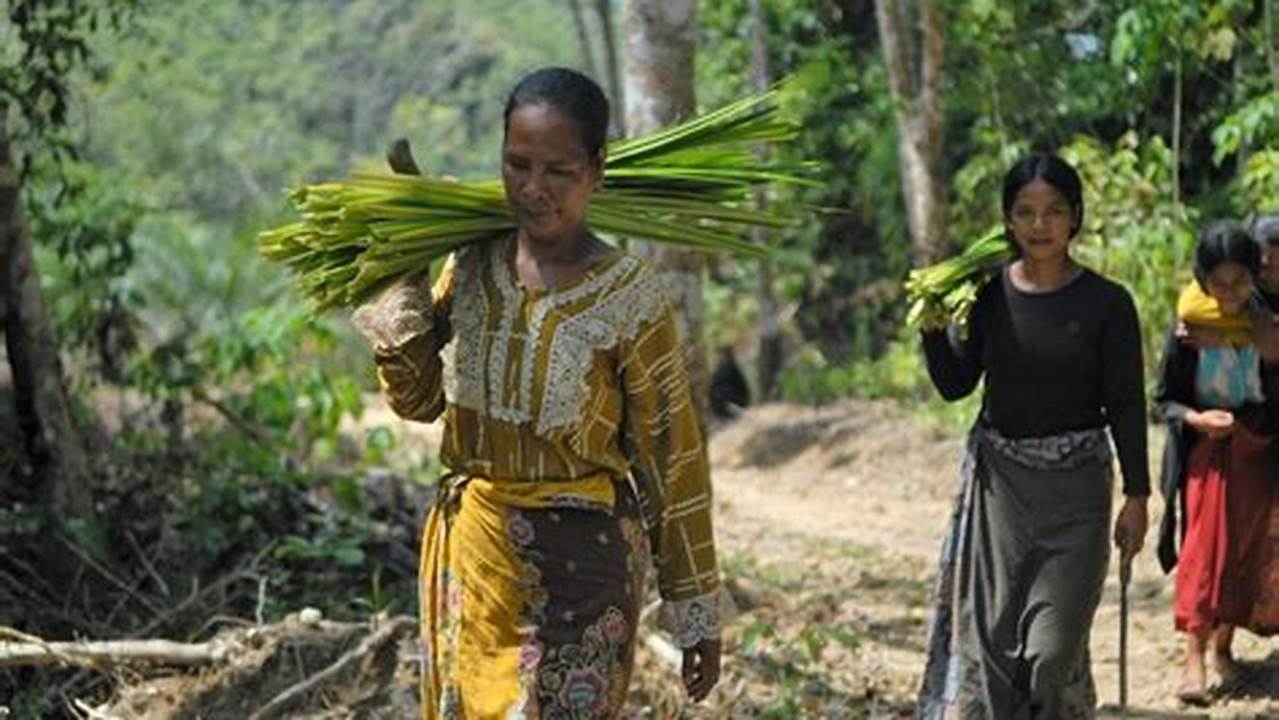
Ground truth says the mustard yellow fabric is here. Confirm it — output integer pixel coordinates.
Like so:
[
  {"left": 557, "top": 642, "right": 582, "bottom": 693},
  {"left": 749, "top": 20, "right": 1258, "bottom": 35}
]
[
  {"left": 376, "top": 234, "right": 722, "bottom": 718},
  {"left": 420, "top": 475, "right": 648, "bottom": 718},
  {"left": 1177, "top": 281, "right": 1253, "bottom": 346}
]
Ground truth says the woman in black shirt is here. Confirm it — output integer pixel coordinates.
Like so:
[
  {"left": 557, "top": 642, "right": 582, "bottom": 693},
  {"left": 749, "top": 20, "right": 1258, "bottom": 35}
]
[{"left": 916, "top": 153, "right": 1149, "bottom": 720}]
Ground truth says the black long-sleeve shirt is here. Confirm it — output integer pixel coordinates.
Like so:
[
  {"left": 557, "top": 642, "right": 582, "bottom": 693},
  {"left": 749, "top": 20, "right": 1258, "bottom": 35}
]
[{"left": 922, "top": 267, "right": 1150, "bottom": 496}]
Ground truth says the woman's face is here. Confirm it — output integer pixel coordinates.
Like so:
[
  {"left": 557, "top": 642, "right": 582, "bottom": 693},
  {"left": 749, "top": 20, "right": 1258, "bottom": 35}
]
[
  {"left": 502, "top": 103, "right": 602, "bottom": 245},
  {"left": 1202, "top": 261, "right": 1254, "bottom": 314},
  {"left": 1006, "top": 178, "right": 1077, "bottom": 263}
]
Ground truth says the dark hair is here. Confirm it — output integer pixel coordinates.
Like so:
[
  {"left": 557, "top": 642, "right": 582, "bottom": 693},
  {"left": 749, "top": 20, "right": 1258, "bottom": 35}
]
[
  {"left": 1194, "top": 219, "right": 1260, "bottom": 286},
  {"left": 1002, "top": 152, "right": 1085, "bottom": 237},
  {"left": 1250, "top": 212, "right": 1279, "bottom": 248},
  {"left": 503, "top": 67, "right": 610, "bottom": 161}
]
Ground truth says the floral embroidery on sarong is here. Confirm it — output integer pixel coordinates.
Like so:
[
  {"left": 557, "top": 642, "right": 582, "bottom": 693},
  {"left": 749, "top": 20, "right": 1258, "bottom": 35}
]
[{"left": 535, "top": 607, "right": 630, "bottom": 719}]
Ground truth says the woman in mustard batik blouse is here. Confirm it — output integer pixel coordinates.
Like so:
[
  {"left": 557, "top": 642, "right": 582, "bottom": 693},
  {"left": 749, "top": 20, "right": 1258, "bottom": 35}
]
[{"left": 352, "top": 67, "right": 726, "bottom": 719}]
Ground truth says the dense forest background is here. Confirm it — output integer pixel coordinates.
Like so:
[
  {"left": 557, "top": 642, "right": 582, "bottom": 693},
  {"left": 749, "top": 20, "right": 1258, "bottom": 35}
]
[{"left": 1, "top": 0, "right": 1276, "bottom": 716}]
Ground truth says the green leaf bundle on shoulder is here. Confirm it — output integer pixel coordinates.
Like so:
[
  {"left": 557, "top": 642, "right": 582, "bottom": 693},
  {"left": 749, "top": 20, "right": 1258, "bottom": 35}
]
[
  {"left": 904, "top": 231, "right": 1013, "bottom": 331},
  {"left": 259, "top": 87, "right": 818, "bottom": 311}
]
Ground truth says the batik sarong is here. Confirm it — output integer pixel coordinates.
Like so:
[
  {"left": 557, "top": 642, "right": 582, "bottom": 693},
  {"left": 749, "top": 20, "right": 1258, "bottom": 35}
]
[{"left": 421, "top": 474, "right": 650, "bottom": 719}]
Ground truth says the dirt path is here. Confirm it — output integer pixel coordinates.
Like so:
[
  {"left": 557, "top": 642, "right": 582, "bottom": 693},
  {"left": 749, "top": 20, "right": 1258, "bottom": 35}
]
[{"left": 639, "top": 399, "right": 1277, "bottom": 719}]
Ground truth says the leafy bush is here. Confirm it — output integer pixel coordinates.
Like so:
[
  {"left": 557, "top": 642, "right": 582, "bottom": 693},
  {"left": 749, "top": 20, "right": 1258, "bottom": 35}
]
[
  {"left": 777, "top": 332, "right": 979, "bottom": 435},
  {"left": 1063, "top": 132, "right": 1198, "bottom": 385}
]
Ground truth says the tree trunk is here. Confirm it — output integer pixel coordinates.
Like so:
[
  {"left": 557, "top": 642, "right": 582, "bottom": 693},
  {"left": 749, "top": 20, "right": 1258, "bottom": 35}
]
[
  {"left": 623, "top": 0, "right": 709, "bottom": 418},
  {"left": 566, "top": 0, "right": 599, "bottom": 80},
  {"left": 1234, "top": 46, "right": 1252, "bottom": 173},
  {"left": 1172, "top": 55, "right": 1182, "bottom": 206},
  {"left": 749, "top": 0, "right": 782, "bottom": 401},
  {"left": 875, "top": 0, "right": 947, "bottom": 264},
  {"left": 623, "top": 0, "right": 696, "bottom": 131},
  {"left": 0, "top": 106, "right": 90, "bottom": 516},
  {"left": 1269, "top": 0, "right": 1278, "bottom": 93},
  {"left": 594, "top": 0, "right": 625, "bottom": 136}
]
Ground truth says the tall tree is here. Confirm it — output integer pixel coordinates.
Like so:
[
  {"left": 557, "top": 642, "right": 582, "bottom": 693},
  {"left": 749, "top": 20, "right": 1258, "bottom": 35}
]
[
  {"left": 623, "top": 0, "right": 710, "bottom": 416},
  {"left": 0, "top": 108, "right": 88, "bottom": 514},
  {"left": 593, "top": 0, "right": 625, "bottom": 135},
  {"left": 749, "top": 0, "right": 782, "bottom": 401},
  {"left": 875, "top": 0, "right": 947, "bottom": 264},
  {"left": 566, "top": 0, "right": 600, "bottom": 80},
  {"left": 0, "top": 1, "right": 132, "bottom": 515}
]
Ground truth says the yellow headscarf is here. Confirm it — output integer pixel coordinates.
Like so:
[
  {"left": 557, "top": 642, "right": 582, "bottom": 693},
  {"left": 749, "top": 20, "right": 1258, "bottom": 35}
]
[{"left": 1177, "top": 281, "right": 1252, "bottom": 346}]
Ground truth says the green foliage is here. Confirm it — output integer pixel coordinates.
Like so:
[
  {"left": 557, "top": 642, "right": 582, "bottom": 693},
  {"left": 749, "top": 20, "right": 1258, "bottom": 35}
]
[
  {"left": 1213, "top": 93, "right": 1279, "bottom": 209},
  {"left": 1238, "top": 149, "right": 1279, "bottom": 210},
  {"left": 1, "top": 0, "right": 137, "bottom": 154},
  {"left": 722, "top": 549, "right": 881, "bottom": 718},
  {"left": 362, "top": 425, "right": 397, "bottom": 466},
  {"left": 697, "top": 0, "right": 908, "bottom": 366},
  {"left": 29, "top": 158, "right": 143, "bottom": 360},
  {"left": 904, "top": 231, "right": 1010, "bottom": 330},
  {"left": 1110, "top": 0, "right": 1250, "bottom": 68},
  {"left": 776, "top": 336, "right": 978, "bottom": 435},
  {"left": 736, "top": 617, "right": 865, "bottom": 718},
  {"left": 1063, "top": 132, "right": 1197, "bottom": 379},
  {"left": 949, "top": 124, "right": 1029, "bottom": 243},
  {"left": 130, "top": 303, "right": 365, "bottom": 458},
  {"left": 83, "top": 0, "right": 579, "bottom": 226},
  {"left": 1213, "top": 95, "right": 1279, "bottom": 164}
]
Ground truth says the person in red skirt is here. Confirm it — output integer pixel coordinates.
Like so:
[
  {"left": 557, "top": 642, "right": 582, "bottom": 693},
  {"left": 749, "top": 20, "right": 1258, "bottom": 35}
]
[{"left": 1155, "top": 219, "right": 1279, "bottom": 705}]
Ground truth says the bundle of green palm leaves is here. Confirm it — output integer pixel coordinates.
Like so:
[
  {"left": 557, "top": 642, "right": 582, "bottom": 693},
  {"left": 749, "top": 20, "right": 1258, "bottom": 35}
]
[
  {"left": 904, "top": 230, "right": 1013, "bottom": 330},
  {"left": 259, "top": 88, "right": 816, "bottom": 310}
]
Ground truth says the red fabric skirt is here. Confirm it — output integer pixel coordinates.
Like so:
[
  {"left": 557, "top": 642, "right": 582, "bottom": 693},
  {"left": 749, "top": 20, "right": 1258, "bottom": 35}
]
[{"left": 1174, "top": 423, "right": 1276, "bottom": 634}]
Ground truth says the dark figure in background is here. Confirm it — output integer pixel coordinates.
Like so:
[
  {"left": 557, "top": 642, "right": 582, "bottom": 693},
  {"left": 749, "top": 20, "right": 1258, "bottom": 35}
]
[
  {"left": 95, "top": 295, "right": 137, "bottom": 384},
  {"left": 709, "top": 345, "right": 750, "bottom": 419}
]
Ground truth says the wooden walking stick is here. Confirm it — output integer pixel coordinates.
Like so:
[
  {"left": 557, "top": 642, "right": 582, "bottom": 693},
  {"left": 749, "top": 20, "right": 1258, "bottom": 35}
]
[{"left": 1119, "top": 536, "right": 1133, "bottom": 715}]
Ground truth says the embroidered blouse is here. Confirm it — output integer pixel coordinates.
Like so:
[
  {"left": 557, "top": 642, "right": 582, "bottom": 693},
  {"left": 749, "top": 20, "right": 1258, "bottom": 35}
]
[{"left": 374, "top": 233, "right": 723, "bottom": 647}]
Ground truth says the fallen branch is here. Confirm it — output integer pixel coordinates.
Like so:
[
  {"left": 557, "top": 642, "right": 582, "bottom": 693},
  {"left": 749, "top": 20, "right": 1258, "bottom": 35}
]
[
  {"left": 0, "top": 633, "right": 227, "bottom": 668},
  {"left": 248, "top": 615, "right": 415, "bottom": 720},
  {"left": 46, "top": 544, "right": 278, "bottom": 705}
]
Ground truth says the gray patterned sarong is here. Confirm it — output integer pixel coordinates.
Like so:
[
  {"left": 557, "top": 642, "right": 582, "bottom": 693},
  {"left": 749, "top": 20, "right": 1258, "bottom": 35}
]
[{"left": 917, "top": 424, "right": 1113, "bottom": 720}]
